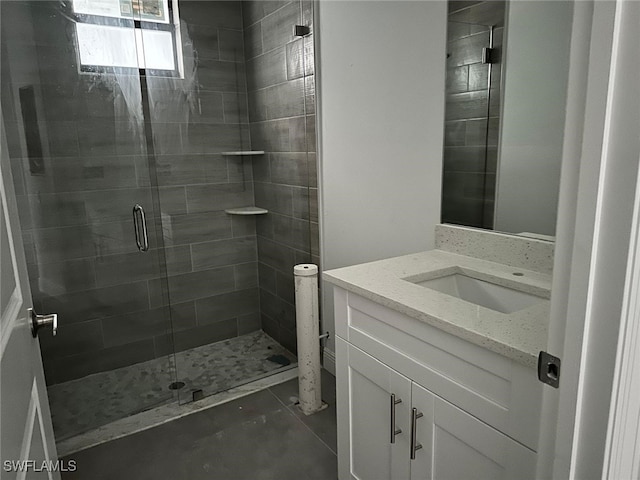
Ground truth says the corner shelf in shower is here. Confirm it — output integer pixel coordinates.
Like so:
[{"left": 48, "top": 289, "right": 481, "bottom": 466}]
[
  {"left": 220, "top": 151, "right": 265, "bottom": 156},
  {"left": 225, "top": 206, "right": 268, "bottom": 215},
  {"left": 222, "top": 152, "right": 266, "bottom": 216}
]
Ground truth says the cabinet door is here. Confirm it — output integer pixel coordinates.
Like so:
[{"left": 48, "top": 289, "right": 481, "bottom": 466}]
[
  {"left": 410, "top": 382, "right": 537, "bottom": 480},
  {"left": 337, "top": 338, "right": 412, "bottom": 480}
]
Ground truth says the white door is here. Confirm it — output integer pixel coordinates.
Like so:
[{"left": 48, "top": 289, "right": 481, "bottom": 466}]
[
  {"left": 0, "top": 116, "right": 60, "bottom": 478},
  {"left": 336, "top": 338, "right": 412, "bottom": 480},
  {"left": 538, "top": 0, "right": 640, "bottom": 477}
]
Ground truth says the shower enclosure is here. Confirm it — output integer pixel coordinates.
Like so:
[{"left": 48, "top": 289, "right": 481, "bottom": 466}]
[
  {"left": 441, "top": 1, "right": 505, "bottom": 229},
  {"left": 0, "top": 0, "right": 317, "bottom": 443}
]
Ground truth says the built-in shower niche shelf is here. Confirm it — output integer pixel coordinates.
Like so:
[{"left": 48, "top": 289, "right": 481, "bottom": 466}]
[
  {"left": 225, "top": 206, "right": 268, "bottom": 216},
  {"left": 220, "top": 151, "right": 265, "bottom": 156}
]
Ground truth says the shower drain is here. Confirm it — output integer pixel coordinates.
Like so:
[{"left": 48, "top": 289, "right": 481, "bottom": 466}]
[
  {"left": 266, "top": 354, "right": 291, "bottom": 366},
  {"left": 168, "top": 381, "right": 186, "bottom": 390}
]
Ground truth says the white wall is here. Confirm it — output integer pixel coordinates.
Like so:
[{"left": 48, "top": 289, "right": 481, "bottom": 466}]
[
  {"left": 495, "top": 0, "right": 573, "bottom": 236},
  {"left": 315, "top": 0, "right": 447, "bottom": 368}
]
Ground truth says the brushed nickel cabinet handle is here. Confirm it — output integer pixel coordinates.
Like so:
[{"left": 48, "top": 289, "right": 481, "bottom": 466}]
[
  {"left": 410, "top": 407, "right": 424, "bottom": 460},
  {"left": 390, "top": 393, "right": 402, "bottom": 443}
]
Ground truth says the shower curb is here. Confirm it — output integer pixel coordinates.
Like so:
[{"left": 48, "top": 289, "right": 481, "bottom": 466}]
[{"left": 56, "top": 367, "right": 298, "bottom": 458}]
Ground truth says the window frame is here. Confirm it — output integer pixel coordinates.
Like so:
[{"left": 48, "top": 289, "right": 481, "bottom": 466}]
[{"left": 72, "top": 0, "right": 183, "bottom": 78}]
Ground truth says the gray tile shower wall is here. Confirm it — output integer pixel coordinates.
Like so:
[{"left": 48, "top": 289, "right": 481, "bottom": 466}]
[
  {"left": 243, "top": 0, "right": 318, "bottom": 354},
  {"left": 442, "top": 1, "right": 504, "bottom": 229},
  {"left": 1, "top": 1, "right": 265, "bottom": 385}
]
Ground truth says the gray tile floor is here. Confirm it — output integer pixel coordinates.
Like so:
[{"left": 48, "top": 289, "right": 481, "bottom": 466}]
[
  {"left": 49, "top": 331, "right": 296, "bottom": 441},
  {"left": 61, "top": 370, "right": 338, "bottom": 480}
]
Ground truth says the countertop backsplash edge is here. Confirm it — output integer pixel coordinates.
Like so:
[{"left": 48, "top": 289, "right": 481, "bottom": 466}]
[{"left": 435, "top": 224, "right": 555, "bottom": 275}]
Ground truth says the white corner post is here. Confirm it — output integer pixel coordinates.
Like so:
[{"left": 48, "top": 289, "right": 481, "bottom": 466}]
[{"left": 294, "top": 263, "right": 324, "bottom": 415}]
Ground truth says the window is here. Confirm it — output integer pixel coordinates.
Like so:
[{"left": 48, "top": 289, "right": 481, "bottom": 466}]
[{"left": 73, "top": 0, "right": 183, "bottom": 77}]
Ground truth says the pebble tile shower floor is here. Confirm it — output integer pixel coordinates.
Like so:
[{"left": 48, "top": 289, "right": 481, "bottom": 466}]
[{"left": 48, "top": 331, "right": 296, "bottom": 441}]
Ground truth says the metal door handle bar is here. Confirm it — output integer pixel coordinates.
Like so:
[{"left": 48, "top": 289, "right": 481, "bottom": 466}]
[
  {"left": 410, "top": 407, "right": 423, "bottom": 459},
  {"left": 29, "top": 308, "right": 57, "bottom": 337},
  {"left": 132, "top": 204, "right": 149, "bottom": 252},
  {"left": 390, "top": 394, "right": 402, "bottom": 443}
]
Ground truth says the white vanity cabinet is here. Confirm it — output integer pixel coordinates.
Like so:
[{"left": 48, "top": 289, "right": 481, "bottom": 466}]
[{"left": 334, "top": 287, "right": 542, "bottom": 480}]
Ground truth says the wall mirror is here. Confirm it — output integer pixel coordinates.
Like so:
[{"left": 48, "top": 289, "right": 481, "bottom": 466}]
[{"left": 441, "top": 0, "right": 573, "bottom": 239}]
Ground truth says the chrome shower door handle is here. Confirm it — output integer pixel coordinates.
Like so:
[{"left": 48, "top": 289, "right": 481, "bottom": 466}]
[
  {"left": 29, "top": 308, "right": 57, "bottom": 337},
  {"left": 132, "top": 204, "right": 149, "bottom": 252}
]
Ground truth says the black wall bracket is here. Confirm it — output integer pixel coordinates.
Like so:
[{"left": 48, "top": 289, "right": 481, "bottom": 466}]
[
  {"left": 482, "top": 47, "right": 496, "bottom": 64},
  {"left": 294, "top": 25, "right": 311, "bottom": 37}
]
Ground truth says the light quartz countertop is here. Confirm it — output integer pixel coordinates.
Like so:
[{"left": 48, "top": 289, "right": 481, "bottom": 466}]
[{"left": 323, "top": 249, "right": 552, "bottom": 368}]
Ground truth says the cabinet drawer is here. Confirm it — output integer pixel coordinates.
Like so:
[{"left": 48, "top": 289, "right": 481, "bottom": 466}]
[{"left": 334, "top": 287, "right": 542, "bottom": 451}]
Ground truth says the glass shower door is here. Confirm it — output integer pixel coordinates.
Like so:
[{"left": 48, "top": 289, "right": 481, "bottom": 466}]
[
  {"left": 0, "top": 0, "right": 178, "bottom": 441},
  {"left": 139, "top": 0, "right": 316, "bottom": 403}
]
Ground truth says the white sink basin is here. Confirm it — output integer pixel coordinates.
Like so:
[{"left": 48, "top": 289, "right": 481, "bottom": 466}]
[{"left": 412, "top": 274, "right": 544, "bottom": 314}]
